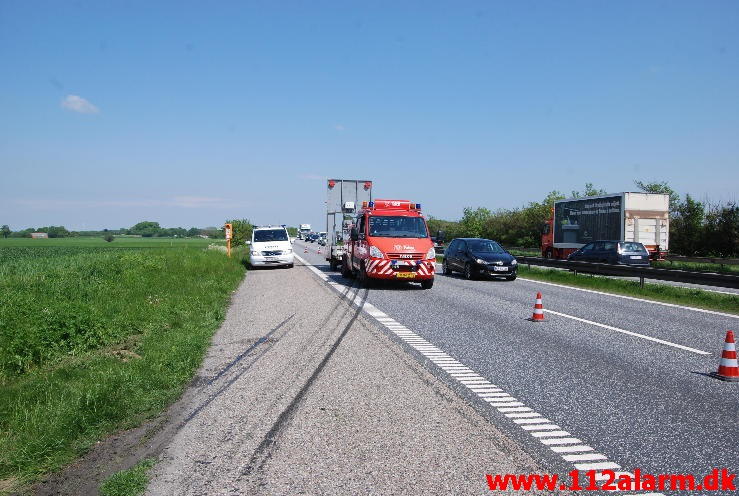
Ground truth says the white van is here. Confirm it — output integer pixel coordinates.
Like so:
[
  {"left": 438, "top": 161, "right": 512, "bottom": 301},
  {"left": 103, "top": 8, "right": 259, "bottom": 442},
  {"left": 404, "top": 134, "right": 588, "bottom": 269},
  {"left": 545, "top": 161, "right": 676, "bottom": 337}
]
[{"left": 247, "top": 226, "right": 294, "bottom": 268}]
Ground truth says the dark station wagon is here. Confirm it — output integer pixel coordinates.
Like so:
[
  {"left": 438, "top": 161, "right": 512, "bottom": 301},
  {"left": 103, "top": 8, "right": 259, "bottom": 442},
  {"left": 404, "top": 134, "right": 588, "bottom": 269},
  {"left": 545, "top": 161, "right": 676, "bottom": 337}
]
[{"left": 567, "top": 240, "right": 651, "bottom": 266}]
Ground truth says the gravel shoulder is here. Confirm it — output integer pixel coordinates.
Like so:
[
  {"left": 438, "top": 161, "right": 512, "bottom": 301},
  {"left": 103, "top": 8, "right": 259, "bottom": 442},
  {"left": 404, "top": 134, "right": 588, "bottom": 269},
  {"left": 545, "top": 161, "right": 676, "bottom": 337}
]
[{"left": 145, "top": 257, "right": 543, "bottom": 495}]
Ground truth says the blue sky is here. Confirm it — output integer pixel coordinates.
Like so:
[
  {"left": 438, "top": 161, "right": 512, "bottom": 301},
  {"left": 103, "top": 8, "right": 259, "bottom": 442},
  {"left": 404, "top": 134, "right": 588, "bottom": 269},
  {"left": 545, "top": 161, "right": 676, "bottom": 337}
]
[{"left": 1, "top": 0, "right": 737, "bottom": 230}]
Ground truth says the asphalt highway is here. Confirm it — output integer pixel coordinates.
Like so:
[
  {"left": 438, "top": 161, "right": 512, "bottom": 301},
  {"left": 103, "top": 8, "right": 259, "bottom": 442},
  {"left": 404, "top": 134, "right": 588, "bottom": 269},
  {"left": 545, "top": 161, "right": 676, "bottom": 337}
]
[{"left": 297, "top": 241, "right": 738, "bottom": 495}]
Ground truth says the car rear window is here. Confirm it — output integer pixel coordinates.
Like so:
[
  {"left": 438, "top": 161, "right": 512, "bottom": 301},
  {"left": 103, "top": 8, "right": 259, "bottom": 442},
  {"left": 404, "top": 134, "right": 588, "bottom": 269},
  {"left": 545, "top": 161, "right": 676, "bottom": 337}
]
[{"left": 620, "top": 242, "right": 647, "bottom": 253}]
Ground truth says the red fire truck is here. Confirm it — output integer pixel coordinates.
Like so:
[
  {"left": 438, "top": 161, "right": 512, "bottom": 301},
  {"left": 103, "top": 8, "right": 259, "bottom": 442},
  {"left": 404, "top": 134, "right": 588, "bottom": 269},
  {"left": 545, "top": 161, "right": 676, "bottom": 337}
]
[{"left": 341, "top": 199, "right": 436, "bottom": 289}]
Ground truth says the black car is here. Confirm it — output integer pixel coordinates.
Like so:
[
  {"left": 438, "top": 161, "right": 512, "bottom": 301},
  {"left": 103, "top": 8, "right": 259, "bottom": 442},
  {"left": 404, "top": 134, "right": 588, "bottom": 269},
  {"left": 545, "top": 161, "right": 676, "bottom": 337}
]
[
  {"left": 442, "top": 238, "right": 518, "bottom": 280},
  {"left": 567, "top": 240, "right": 650, "bottom": 265}
]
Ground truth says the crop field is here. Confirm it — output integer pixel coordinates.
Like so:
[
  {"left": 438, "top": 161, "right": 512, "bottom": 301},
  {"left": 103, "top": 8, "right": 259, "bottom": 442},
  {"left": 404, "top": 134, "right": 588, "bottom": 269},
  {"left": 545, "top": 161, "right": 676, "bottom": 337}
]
[{"left": 0, "top": 238, "right": 245, "bottom": 488}]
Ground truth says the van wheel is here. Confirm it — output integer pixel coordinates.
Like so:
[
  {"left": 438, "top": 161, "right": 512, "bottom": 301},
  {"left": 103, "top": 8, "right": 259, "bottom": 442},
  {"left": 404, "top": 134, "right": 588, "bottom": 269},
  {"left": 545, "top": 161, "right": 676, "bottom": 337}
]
[{"left": 420, "top": 278, "right": 434, "bottom": 289}]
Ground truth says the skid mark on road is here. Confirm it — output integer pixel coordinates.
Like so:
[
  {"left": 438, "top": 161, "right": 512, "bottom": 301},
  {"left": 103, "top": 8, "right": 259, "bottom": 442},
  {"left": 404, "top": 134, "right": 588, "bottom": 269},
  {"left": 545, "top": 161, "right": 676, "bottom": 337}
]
[{"left": 297, "top": 254, "right": 664, "bottom": 495}]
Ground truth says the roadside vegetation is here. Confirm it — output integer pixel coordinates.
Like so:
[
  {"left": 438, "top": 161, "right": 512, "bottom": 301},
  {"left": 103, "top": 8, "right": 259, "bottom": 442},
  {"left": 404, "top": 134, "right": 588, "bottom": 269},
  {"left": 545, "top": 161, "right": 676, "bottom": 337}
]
[
  {"left": 517, "top": 265, "right": 739, "bottom": 315},
  {"left": 99, "top": 458, "right": 157, "bottom": 496},
  {"left": 0, "top": 240, "right": 247, "bottom": 489},
  {"left": 427, "top": 180, "right": 739, "bottom": 259}
]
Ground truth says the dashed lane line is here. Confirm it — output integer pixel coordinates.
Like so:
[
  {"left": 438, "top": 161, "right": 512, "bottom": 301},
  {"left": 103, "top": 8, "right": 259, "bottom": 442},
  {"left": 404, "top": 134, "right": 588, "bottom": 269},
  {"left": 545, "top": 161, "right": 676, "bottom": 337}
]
[
  {"left": 545, "top": 309, "right": 710, "bottom": 355},
  {"left": 294, "top": 254, "right": 665, "bottom": 496}
]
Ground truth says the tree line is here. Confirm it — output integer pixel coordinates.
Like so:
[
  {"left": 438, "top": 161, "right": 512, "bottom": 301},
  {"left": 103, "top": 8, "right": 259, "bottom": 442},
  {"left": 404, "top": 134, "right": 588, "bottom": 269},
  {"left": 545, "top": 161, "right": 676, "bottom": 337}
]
[
  {"left": 426, "top": 181, "right": 739, "bottom": 258},
  {"left": 0, "top": 221, "right": 227, "bottom": 239}
]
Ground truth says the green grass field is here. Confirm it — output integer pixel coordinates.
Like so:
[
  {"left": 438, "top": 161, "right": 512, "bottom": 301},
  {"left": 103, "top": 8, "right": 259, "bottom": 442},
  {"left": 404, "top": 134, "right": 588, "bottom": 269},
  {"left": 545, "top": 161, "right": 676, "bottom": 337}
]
[{"left": 0, "top": 238, "right": 245, "bottom": 490}]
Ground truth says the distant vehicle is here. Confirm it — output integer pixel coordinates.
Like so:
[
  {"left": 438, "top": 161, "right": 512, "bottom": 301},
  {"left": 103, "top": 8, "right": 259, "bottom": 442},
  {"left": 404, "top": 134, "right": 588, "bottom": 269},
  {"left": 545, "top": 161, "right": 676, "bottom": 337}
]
[
  {"left": 567, "top": 240, "right": 650, "bottom": 266},
  {"left": 542, "top": 193, "right": 669, "bottom": 260},
  {"left": 298, "top": 224, "right": 311, "bottom": 240},
  {"left": 342, "top": 199, "right": 435, "bottom": 289},
  {"left": 247, "top": 225, "right": 294, "bottom": 268},
  {"left": 325, "top": 179, "right": 373, "bottom": 270},
  {"left": 442, "top": 238, "right": 518, "bottom": 280},
  {"left": 307, "top": 233, "right": 319, "bottom": 243}
]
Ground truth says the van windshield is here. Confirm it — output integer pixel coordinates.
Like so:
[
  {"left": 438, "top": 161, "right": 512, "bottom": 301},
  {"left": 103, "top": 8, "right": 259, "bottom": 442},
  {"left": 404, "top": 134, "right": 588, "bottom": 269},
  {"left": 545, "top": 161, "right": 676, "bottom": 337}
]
[
  {"left": 253, "top": 229, "right": 288, "bottom": 242},
  {"left": 368, "top": 216, "right": 428, "bottom": 238}
]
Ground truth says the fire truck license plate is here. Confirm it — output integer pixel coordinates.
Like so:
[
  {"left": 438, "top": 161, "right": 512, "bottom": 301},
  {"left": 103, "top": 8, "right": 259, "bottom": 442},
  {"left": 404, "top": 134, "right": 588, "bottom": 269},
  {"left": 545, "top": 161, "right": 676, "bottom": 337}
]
[{"left": 396, "top": 272, "right": 416, "bottom": 279}]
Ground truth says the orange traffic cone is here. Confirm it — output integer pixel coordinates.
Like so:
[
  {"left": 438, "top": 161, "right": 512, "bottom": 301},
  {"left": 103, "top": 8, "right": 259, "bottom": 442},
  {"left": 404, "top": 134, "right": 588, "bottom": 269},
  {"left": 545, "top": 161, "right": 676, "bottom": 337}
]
[
  {"left": 530, "top": 292, "right": 545, "bottom": 322},
  {"left": 711, "top": 330, "right": 739, "bottom": 382},
  {"left": 304, "top": 246, "right": 308, "bottom": 253}
]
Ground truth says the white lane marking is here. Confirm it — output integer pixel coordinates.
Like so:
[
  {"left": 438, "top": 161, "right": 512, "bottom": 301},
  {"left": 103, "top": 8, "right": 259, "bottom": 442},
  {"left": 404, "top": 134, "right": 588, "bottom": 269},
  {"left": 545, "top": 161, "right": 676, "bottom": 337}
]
[
  {"left": 517, "top": 277, "right": 738, "bottom": 319},
  {"left": 574, "top": 461, "right": 621, "bottom": 471},
  {"left": 540, "top": 437, "right": 582, "bottom": 445},
  {"left": 296, "top": 253, "right": 663, "bottom": 494},
  {"left": 551, "top": 445, "right": 594, "bottom": 453},
  {"left": 546, "top": 309, "right": 710, "bottom": 355}
]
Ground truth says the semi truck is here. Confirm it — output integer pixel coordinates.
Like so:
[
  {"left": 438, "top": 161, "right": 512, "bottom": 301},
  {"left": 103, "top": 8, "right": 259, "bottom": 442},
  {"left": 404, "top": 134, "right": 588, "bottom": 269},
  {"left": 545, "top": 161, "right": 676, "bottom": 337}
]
[
  {"left": 297, "top": 224, "right": 311, "bottom": 240},
  {"left": 342, "top": 199, "right": 436, "bottom": 289},
  {"left": 541, "top": 192, "right": 669, "bottom": 260},
  {"left": 325, "top": 179, "right": 373, "bottom": 270}
]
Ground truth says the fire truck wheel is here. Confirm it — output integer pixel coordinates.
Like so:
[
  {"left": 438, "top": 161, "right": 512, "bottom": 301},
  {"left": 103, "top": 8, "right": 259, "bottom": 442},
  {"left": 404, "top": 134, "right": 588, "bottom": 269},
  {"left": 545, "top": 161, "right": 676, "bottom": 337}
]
[
  {"left": 420, "top": 278, "right": 434, "bottom": 289},
  {"left": 545, "top": 249, "right": 553, "bottom": 259},
  {"left": 442, "top": 259, "right": 452, "bottom": 275},
  {"left": 464, "top": 263, "right": 475, "bottom": 280}
]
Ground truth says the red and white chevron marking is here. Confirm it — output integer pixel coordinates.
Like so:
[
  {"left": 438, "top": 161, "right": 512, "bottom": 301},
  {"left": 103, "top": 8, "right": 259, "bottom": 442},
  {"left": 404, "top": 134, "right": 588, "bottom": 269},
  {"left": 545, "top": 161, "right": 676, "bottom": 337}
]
[{"left": 365, "top": 259, "right": 435, "bottom": 276}]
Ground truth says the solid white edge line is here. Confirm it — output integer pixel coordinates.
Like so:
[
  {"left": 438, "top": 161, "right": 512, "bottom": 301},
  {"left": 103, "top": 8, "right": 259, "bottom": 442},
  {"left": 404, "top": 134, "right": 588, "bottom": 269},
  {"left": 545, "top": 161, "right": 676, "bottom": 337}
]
[{"left": 546, "top": 309, "right": 710, "bottom": 355}]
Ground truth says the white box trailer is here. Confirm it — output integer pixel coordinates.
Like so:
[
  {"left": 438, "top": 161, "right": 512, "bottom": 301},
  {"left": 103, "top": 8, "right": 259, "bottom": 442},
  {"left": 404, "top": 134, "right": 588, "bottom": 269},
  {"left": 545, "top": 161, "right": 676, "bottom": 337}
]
[
  {"left": 326, "top": 179, "right": 373, "bottom": 270},
  {"left": 543, "top": 192, "right": 669, "bottom": 259}
]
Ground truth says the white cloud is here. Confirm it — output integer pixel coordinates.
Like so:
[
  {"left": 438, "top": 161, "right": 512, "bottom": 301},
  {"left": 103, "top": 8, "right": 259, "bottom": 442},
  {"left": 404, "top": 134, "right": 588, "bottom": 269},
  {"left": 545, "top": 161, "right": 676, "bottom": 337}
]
[{"left": 61, "top": 94, "right": 100, "bottom": 114}]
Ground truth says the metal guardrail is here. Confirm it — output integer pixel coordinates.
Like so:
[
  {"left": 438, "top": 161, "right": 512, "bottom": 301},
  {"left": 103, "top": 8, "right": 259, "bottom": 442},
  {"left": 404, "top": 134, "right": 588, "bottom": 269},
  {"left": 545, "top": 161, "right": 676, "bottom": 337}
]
[
  {"left": 664, "top": 255, "right": 739, "bottom": 267},
  {"left": 516, "top": 256, "right": 739, "bottom": 290}
]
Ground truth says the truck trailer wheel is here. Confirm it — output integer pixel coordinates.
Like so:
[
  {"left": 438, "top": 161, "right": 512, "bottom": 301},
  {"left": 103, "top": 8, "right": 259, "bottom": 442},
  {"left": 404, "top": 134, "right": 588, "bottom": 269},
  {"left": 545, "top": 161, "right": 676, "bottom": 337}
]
[
  {"left": 420, "top": 278, "right": 434, "bottom": 289},
  {"left": 341, "top": 259, "right": 354, "bottom": 279}
]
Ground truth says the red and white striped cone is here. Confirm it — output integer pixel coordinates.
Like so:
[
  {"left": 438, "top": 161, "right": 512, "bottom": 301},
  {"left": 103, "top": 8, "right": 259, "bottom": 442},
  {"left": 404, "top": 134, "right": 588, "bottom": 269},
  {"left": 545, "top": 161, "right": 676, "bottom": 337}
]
[
  {"left": 711, "top": 330, "right": 739, "bottom": 382},
  {"left": 304, "top": 246, "right": 308, "bottom": 253},
  {"left": 530, "top": 292, "right": 545, "bottom": 322},
  {"left": 317, "top": 247, "right": 321, "bottom": 255}
]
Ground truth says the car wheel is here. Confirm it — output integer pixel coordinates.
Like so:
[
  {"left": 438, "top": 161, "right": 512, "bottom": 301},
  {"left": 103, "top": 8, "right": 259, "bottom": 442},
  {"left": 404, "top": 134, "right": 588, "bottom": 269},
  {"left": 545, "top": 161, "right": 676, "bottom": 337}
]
[
  {"left": 464, "top": 263, "right": 474, "bottom": 280},
  {"left": 505, "top": 275, "right": 516, "bottom": 281},
  {"left": 287, "top": 263, "right": 294, "bottom": 269},
  {"left": 420, "top": 278, "right": 434, "bottom": 289},
  {"left": 442, "top": 259, "right": 452, "bottom": 275}
]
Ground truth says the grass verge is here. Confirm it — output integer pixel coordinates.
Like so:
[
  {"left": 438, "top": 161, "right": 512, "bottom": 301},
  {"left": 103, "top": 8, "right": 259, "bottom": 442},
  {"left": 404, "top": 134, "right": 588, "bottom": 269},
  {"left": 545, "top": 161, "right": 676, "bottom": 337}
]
[
  {"left": 99, "top": 458, "right": 156, "bottom": 496},
  {"left": 0, "top": 245, "right": 246, "bottom": 488},
  {"left": 517, "top": 265, "right": 739, "bottom": 314}
]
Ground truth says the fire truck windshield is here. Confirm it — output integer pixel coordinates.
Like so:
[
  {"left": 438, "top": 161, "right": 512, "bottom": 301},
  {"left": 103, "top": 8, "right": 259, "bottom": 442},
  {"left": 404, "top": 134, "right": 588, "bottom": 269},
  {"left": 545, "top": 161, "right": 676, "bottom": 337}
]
[{"left": 368, "top": 216, "right": 428, "bottom": 238}]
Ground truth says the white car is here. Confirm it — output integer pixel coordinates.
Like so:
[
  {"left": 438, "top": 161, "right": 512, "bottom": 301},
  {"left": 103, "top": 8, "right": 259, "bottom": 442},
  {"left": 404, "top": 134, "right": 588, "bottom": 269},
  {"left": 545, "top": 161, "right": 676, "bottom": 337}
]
[{"left": 248, "top": 226, "right": 294, "bottom": 268}]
